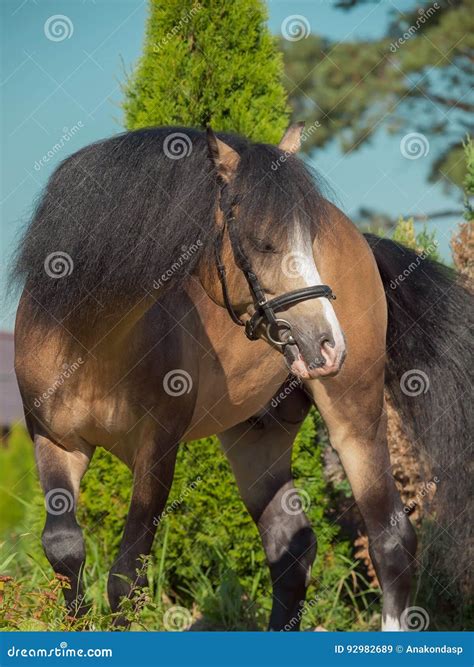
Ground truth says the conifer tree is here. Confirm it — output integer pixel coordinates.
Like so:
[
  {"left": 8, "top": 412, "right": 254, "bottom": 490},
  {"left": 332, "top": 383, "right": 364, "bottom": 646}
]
[{"left": 123, "top": 0, "right": 289, "bottom": 143}]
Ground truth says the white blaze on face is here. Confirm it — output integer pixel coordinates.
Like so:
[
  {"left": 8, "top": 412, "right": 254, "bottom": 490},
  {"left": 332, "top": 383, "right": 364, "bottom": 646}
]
[{"left": 291, "top": 226, "right": 345, "bottom": 356}]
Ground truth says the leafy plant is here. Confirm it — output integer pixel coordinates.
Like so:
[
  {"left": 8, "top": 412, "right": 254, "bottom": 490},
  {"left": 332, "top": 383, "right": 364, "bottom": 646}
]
[
  {"left": 123, "top": 0, "right": 289, "bottom": 143},
  {"left": 392, "top": 217, "right": 441, "bottom": 261}
]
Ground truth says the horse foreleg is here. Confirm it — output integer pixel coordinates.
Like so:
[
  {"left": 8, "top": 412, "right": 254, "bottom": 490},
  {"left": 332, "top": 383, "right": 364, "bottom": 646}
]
[
  {"left": 308, "top": 372, "right": 417, "bottom": 631},
  {"left": 35, "top": 434, "right": 93, "bottom": 618},
  {"left": 219, "top": 383, "right": 316, "bottom": 631}
]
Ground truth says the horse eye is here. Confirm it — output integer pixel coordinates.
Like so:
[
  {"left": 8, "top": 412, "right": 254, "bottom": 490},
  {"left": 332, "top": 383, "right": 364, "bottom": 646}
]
[{"left": 249, "top": 236, "right": 277, "bottom": 254}]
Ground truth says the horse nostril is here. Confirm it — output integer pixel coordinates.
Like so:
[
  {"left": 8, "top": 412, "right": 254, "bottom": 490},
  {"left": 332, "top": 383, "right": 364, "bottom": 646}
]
[
  {"left": 318, "top": 332, "right": 335, "bottom": 349},
  {"left": 318, "top": 332, "right": 338, "bottom": 368}
]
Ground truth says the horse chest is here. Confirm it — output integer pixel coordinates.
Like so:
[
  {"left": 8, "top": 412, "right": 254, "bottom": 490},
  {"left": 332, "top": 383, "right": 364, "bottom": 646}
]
[{"left": 185, "top": 340, "right": 288, "bottom": 440}]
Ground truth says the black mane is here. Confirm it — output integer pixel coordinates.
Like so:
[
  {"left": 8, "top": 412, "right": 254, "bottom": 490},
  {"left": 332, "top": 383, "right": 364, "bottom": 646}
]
[{"left": 11, "top": 126, "right": 327, "bottom": 325}]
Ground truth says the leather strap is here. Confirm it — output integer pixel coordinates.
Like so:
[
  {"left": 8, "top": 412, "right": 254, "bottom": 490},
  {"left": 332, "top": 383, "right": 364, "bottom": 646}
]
[{"left": 214, "top": 183, "right": 335, "bottom": 344}]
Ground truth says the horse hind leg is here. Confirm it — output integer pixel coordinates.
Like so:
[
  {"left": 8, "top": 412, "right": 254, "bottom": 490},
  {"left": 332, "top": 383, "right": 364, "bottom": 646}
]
[
  {"left": 35, "top": 433, "right": 93, "bottom": 618},
  {"left": 107, "top": 434, "right": 180, "bottom": 626},
  {"left": 219, "top": 383, "right": 316, "bottom": 631}
]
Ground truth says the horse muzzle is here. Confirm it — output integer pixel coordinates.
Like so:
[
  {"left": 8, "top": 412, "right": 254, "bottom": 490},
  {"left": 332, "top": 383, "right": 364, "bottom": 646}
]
[{"left": 283, "top": 331, "right": 346, "bottom": 379}]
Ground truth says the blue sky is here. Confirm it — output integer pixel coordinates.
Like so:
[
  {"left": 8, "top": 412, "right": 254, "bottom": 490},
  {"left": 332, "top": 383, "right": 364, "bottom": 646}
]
[{"left": 0, "top": 0, "right": 465, "bottom": 330}]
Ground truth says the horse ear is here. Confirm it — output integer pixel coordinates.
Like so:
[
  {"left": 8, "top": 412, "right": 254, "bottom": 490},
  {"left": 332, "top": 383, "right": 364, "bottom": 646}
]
[
  {"left": 207, "top": 127, "right": 240, "bottom": 183},
  {"left": 278, "top": 122, "right": 305, "bottom": 154}
]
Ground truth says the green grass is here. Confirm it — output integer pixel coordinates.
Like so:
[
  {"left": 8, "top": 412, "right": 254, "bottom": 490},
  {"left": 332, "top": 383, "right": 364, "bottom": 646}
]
[
  {"left": 1, "top": 420, "right": 470, "bottom": 631},
  {"left": 0, "top": 421, "right": 381, "bottom": 631}
]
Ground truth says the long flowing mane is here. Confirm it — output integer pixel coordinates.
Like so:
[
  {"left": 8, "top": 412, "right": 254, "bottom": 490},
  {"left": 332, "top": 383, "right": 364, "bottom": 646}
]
[{"left": 12, "top": 126, "right": 327, "bottom": 327}]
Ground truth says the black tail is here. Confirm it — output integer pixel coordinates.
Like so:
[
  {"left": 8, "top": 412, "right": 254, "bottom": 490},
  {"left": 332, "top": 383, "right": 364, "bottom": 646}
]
[{"left": 365, "top": 233, "right": 473, "bottom": 596}]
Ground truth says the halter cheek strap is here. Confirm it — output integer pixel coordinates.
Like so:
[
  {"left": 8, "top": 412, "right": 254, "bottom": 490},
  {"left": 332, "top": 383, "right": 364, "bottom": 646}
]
[{"left": 213, "top": 182, "right": 335, "bottom": 347}]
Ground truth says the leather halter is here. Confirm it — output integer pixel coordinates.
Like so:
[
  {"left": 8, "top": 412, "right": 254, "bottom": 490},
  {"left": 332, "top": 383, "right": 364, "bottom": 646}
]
[{"left": 214, "top": 183, "right": 335, "bottom": 347}]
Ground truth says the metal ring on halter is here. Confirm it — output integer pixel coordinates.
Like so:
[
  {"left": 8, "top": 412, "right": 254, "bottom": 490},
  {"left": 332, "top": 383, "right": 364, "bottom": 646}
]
[{"left": 266, "top": 318, "right": 297, "bottom": 347}]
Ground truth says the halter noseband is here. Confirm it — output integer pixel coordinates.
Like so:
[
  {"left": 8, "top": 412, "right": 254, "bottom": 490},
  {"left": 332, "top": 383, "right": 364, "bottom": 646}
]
[{"left": 214, "top": 183, "right": 335, "bottom": 348}]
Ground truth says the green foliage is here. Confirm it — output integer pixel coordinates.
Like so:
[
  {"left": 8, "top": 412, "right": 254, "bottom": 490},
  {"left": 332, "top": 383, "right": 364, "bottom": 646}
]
[
  {"left": 0, "top": 423, "right": 36, "bottom": 534},
  {"left": 281, "top": 0, "right": 473, "bottom": 186},
  {"left": 123, "top": 0, "right": 289, "bottom": 143},
  {"left": 392, "top": 217, "right": 441, "bottom": 261},
  {"left": 463, "top": 135, "right": 474, "bottom": 221},
  {"left": 1, "top": 419, "right": 377, "bottom": 631}
]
